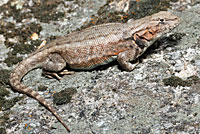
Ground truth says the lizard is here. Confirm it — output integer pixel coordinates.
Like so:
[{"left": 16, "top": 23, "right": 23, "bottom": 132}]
[{"left": 9, "top": 11, "right": 180, "bottom": 132}]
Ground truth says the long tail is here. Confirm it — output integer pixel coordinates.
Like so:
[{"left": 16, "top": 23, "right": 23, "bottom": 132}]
[{"left": 9, "top": 55, "right": 71, "bottom": 132}]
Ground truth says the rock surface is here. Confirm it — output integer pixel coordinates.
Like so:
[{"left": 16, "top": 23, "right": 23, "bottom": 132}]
[{"left": 1, "top": 0, "right": 200, "bottom": 134}]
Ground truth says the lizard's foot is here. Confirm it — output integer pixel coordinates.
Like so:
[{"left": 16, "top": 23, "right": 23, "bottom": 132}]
[
  {"left": 42, "top": 71, "right": 62, "bottom": 80},
  {"left": 42, "top": 70, "right": 74, "bottom": 80},
  {"left": 130, "top": 60, "right": 140, "bottom": 70},
  {"left": 59, "top": 70, "right": 75, "bottom": 75}
]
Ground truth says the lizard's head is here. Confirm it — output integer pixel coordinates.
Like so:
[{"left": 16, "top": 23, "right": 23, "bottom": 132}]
[
  {"left": 149, "top": 11, "right": 180, "bottom": 32},
  {"left": 129, "top": 11, "right": 180, "bottom": 50}
]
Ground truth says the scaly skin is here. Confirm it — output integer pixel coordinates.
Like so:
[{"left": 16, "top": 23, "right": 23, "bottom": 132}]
[{"left": 10, "top": 11, "right": 180, "bottom": 132}]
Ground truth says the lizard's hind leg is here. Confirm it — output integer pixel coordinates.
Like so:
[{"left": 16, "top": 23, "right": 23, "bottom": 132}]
[{"left": 42, "top": 53, "right": 69, "bottom": 79}]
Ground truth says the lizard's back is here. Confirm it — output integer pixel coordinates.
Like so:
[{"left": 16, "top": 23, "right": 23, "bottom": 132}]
[{"left": 36, "top": 23, "right": 125, "bottom": 52}]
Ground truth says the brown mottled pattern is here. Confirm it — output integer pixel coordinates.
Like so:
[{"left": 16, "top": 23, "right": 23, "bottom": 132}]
[{"left": 9, "top": 11, "right": 180, "bottom": 132}]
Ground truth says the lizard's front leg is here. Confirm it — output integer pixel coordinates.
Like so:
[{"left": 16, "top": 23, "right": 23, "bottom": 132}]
[
  {"left": 117, "top": 43, "right": 142, "bottom": 71},
  {"left": 42, "top": 53, "right": 73, "bottom": 79}
]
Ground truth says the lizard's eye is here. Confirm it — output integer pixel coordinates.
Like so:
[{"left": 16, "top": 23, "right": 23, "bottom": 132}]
[{"left": 159, "top": 19, "right": 165, "bottom": 24}]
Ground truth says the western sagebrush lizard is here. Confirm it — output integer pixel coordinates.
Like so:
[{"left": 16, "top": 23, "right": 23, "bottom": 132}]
[{"left": 10, "top": 11, "right": 180, "bottom": 132}]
